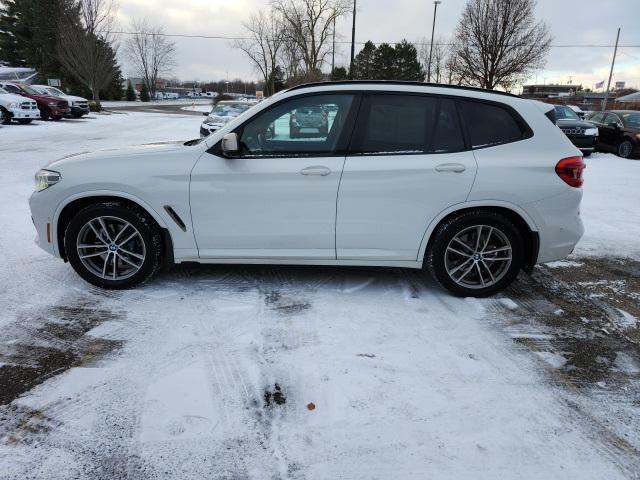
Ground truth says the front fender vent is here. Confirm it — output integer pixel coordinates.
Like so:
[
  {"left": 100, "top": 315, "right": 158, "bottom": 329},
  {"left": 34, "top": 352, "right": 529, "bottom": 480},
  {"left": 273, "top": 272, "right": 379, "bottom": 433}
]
[{"left": 163, "top": 206, "right": 187, "bottom": 232}]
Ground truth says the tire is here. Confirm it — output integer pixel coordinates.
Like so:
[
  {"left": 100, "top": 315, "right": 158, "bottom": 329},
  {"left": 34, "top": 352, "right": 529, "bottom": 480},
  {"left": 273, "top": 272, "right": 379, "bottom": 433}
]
[
  {"left": 64, "top": 202, "right": 163, "bottom": 289},
  {"left": 425, "top": 210, "right": 524, "bottom": 297},
  {"left": 0, "top": 107, "right": 11, "bottom": 125},
  {"left": 39, "top": 108, "right": 49, "bottom": 121},
  {"left": 617, "top": 139, "right": 634, "bottom": 159},
  {"left": 17, "top": 119, "right": 32, "bottom": 124},
  {"left": 51, "top": 115, "right": 62, "bottom": 121}
]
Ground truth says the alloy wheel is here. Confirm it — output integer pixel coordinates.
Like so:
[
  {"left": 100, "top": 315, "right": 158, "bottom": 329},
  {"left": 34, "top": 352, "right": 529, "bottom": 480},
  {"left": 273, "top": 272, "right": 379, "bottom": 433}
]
[
  {"left": 618, "top": 140, "right": 633, "bottom": 158},
  {"left": 444, "top": 225, "right": 513, "bottom": 290},
  {"left": 76, "top": 216, "right": 146, "bottom": 281}
]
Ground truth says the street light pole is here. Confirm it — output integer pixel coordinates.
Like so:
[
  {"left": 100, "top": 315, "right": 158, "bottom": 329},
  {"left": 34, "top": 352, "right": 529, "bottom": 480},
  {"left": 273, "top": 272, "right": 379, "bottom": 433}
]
[
  {"left": 427, "top": 0, "right": 441, "bottom": 83},
  {"left": 602, "top": 27, "right": 621, "bottom": 112},
  {"left": 332, "top": 15, "right": 336, "bottom": 79},
  {"left": 349, "top": 0, "right": 356, "bottom": 79}
]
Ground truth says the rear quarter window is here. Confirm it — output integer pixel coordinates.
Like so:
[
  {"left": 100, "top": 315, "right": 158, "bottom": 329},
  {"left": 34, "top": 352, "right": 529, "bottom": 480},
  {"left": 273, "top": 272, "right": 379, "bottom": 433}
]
[{"left": 459, "top": 100, "right": 530, "bottom": 149}]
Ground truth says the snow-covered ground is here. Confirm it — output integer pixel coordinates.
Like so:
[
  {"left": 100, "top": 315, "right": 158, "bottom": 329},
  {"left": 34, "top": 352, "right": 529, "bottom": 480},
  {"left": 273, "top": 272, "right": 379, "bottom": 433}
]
[
  {"left": 0, "top": 113, "right": 639, "bottom": 479},
  {"left": 102, "top": 99, "right": 212, "bottom": 108}
]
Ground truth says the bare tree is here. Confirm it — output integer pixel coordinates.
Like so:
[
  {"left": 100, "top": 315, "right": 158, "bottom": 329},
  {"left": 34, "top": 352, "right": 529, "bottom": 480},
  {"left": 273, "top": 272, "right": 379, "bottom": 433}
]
[
  {"left": 417, "top": 36, "right": 449, "bottom": 83},
  {"left": 272, "top": 0, "right": 352, "bottom": 77},
  {"left": 124, "top": 20, "right": 176, "bottom": 97},
  {"left": 58, "top": 0, "right": 119, "bottom": 101},
  {"left": 451, "top": 0, "right": 551, "bottom": 90},
  {"left": 233, "top": 10, "right": 285, "bottom": 96}
]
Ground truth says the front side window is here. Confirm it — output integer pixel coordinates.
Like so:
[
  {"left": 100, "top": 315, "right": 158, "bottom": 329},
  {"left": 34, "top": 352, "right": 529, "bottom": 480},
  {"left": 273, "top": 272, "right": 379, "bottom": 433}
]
[
  {"left": 350, "top": 94, "right": 464, "bottom": 155},
  {"left": 605, "top": 113, "right": 622, "bottom": 126},
  {"left": 459, "top": 100, "right": 527, "bottom": 148},
  {"left": 238, "top": 93, "right": 355, "bottom": 157},
  {"left": 588, "top": 112, "right": 605, "bottom": 124}
]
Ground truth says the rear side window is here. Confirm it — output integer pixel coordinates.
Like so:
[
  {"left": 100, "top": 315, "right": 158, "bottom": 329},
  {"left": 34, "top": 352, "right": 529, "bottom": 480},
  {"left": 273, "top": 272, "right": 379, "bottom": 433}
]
[
  {"left": 459, "top": 100, "right": 528, "bottom": 149},
  {"left": 351, "top": 94, "right": 465, "bottom": 155},
  {"left": 588, "top": 112, "right": 605, "bottom": 123}
]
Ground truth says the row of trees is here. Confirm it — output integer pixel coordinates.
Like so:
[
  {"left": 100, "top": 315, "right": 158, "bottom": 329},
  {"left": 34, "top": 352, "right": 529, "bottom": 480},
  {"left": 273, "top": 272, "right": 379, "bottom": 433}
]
[
  {"left": 235, "top": 0, "right": 552, "bottom": 92},
  {"left": 0, "top": 0, "right": 177, "bottom": 101}
]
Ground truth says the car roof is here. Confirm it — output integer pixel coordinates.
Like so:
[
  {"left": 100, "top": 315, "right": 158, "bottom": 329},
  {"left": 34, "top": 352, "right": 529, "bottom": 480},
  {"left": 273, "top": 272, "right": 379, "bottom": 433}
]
[{"left": 286, "top": 80, "right": 520, "bottom": 98}]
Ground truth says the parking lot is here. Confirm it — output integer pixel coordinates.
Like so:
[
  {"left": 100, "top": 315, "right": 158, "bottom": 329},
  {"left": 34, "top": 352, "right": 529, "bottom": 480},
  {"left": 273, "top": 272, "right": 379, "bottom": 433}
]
[{"left": 0, "top": 111, "right": 639, "bottom": 479}]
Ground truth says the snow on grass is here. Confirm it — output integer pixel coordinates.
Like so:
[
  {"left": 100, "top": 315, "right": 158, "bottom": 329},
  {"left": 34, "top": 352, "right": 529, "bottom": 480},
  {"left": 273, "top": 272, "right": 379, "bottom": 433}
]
[{"left": 0, "top": 113, "right": 635, "bottom": 478}]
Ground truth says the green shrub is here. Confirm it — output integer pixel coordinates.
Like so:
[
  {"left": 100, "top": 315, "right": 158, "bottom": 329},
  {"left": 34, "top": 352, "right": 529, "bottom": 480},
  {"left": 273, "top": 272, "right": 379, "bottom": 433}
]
[
  {"left": 89, "top": 101, "right": 102, "bottom": 112},
  {"left": 140, "top": 83, "right": 150, "bottom": 102}
]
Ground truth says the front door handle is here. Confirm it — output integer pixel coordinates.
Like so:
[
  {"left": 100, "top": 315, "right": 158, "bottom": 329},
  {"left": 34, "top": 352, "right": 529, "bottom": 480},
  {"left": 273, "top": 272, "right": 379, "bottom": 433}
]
[
  {"left": 300, "top": 165, "right": 331, "bottom": 176},
  {"left": 435, "top": 163, "right": 466, "bottom": 173}
]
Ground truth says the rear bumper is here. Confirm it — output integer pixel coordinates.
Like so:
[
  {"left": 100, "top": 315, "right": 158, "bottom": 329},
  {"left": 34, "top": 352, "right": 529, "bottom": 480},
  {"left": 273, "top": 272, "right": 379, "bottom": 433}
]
[{"left": 524, "top": 189, "right": 584, "bottom": 264}]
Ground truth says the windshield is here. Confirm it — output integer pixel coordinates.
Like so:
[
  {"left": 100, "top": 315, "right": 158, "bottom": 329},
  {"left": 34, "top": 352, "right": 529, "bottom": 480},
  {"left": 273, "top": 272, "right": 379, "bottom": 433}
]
[
  {"left": 554, "top": 105, "right": 580, "bottom": 121},
  {"left": 209, "top": 102, "right": 252, "bottom": 117},
  {"left": 621, "top": 112, "right": 640, "bottom": 128},
  {"left": 19, "top": 84, "right": 40, "bottom": 95},
  {"left": 45, "top": 86, "right": 65, "bottom": 96}
]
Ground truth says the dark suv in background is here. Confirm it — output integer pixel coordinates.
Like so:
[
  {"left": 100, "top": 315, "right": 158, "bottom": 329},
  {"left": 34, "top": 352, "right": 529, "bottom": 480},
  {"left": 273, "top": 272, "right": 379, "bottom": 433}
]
[
  {"left": 0, "top": 82, "right": 70, "bottom": 120},
  {"left": 586, "top": 110, "right": 640, "bottom": 159},
  {"left": 553, "top": 104, "right": 599, "bottom": 156}
]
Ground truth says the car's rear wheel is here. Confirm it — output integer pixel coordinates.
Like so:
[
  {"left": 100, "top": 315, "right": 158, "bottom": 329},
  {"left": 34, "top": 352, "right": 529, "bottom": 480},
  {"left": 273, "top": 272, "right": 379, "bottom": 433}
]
[
  {"left": 64, "top": 202, "right": 163, "bottom": 289},
  {"left": 618, "top": 139, "right": 634, "bottom": 159},
  {"left": 425, "top": 211, "right": 524, "bottom": 297}
]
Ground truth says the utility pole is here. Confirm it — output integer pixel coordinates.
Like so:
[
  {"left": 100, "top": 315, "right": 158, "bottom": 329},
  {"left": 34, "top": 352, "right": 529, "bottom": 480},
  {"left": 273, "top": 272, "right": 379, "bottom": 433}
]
[
  {"left": 332, "top": 15, "right": 336, "bottom": 79},
  {"left": 349, "top": 0, "right": 356, "bottom": 79},
  {"left": 427, "top": 0, "right": 442, "bottom": 83},
  {"left": 602, "top": 27, "right": 620, "bottom": 112}
]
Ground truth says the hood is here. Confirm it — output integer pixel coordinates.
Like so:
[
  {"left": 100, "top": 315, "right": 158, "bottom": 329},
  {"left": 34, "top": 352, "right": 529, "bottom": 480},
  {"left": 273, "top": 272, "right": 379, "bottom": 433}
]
[
  {"left": 47, "top": 141, "right": 188, "bottom": 169},
  {"left": 0, "top": 92, "right": 32, "bottom": 104},
  {"left": 30, "top": 93, "right": 68, "bottom": 103},
  {"left": 61, "top": 94, "right": 88, "bottom": 103},
  {"left": 556, "top": 119, "right": 594, "bottom": 128}
]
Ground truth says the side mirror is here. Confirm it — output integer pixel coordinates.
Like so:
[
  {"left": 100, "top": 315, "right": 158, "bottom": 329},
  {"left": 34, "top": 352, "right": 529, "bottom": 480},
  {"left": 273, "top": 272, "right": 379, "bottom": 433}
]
[
  {"left": 608, "top": 122, "right": 620, "bottom": 129},
  {"left": 221, "top": 132, "right": 239, "bottom": 156},
  {"left": 202, "top": 112, "right": 208, "bottom": 116}
]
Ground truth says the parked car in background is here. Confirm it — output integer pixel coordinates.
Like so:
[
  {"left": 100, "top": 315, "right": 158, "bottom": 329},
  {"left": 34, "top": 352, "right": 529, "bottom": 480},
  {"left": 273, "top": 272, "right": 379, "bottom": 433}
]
[
  {"left": 0, "top": 86, "right": 40, "bottom": 124},
  {"left": 0, "top": 82, "right": 70, "bottom": 120},
  {"left": 31, "top": 85, "right": 89, "bottom": 118},
  {"left": 553, "top": 104, "right": 598, "bottom": 156},
  {"left": 30, "top": 81, "right": 584, "bottom": 297},
  {"left": 289, "top": 104, "right": 329, "bottom": 138},
  {"left": 567, "top": 105, "right": 586, "bottom": 119},
  {"left": 200, "top": 100, "right": 255, "bottom": 137},
  {"left": 586, "top": 110, "right": 640, "bottom": 158}
]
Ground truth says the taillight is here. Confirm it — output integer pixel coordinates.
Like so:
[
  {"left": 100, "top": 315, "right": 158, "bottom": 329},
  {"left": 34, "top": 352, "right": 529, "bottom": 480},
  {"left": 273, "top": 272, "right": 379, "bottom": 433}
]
[{"left": 555, "top": 156, "right": 585, "bottom": 188}]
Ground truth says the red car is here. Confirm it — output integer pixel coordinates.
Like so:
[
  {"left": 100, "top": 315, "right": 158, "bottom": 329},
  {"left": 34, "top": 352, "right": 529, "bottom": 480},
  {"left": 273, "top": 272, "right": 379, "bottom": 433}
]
[{"left": 0, "top": 82, "right": 70, "bottom": 120}]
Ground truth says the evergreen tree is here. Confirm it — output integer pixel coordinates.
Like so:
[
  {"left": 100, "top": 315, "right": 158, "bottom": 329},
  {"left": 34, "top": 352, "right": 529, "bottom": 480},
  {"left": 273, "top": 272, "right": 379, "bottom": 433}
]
[
  {"left": 372, "top": 43, "right": 396, "bottom": 80},
  {"left": 266, "top": 66, "right": 286, "bottom": 96},
  {"left": 125, "top": 81, "right": 136, "bottom": 101},
  {"left": 331, "top": 66, "right": 348, "bottom": 81},
  {"left": 394, "top": 40, "right": 425, "bottom": 81},
  {"left": 140, "top": 82, "right": 150, "bottom": 102},
  {"left": 351, "top": 41, "right": 376, "bottom": 80}
]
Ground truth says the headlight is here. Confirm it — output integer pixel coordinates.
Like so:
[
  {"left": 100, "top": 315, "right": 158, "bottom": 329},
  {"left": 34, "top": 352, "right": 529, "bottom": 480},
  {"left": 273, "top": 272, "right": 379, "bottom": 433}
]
[
  {"left": 584, "top": 127, "right": 598, "bottom": 136},
  {"left": 48, "top": 102, "right": 57, "bottom": 106},
  {"left": 35, "top": 169, "right": 61, "bottom": 192}
]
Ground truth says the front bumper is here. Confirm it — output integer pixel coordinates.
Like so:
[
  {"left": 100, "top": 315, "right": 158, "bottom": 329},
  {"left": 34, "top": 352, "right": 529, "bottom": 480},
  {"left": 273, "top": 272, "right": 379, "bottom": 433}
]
[
  {"left": 49, "top": 106, "right": 71, "bottom": 117},
  {"left": 29, "top": 190, "right": 58, "bottom": 257},
  {"left": 69, "top": 105, "right": 90, "bottom": 117},
  {"left": 567, "top": 135, "right": 597, "bottom": 153},
  {"left": 9, "top": 107, "right": 41, "bottom": 120}
]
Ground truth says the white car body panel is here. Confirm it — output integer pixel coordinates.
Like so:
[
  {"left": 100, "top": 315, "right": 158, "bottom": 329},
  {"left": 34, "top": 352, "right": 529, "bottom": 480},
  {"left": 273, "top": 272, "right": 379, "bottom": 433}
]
[{"left": 29, "top": 82, "right": 584, "bottom": 276}]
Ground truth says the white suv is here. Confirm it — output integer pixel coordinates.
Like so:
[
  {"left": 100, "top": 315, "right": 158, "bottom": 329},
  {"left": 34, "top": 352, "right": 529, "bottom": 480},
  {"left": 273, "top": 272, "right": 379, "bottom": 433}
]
[{"left": 29, "top": 82, "right": 585, "bottom": 296}]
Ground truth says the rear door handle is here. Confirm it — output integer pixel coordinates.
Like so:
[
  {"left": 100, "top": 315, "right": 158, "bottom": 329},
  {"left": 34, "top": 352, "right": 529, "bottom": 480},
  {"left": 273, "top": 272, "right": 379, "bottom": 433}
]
[
  {"left": 300, "top": 166, "right": 331, "bottom": 176},
  {"left": 435, "top": 163, "right": 466, "bottom": 173}
]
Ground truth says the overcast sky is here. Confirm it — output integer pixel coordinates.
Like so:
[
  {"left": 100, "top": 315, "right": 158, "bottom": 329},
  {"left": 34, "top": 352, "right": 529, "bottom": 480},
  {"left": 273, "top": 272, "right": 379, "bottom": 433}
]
[{"left": 113, "top": 0, "right": 640, "bottom": 89}]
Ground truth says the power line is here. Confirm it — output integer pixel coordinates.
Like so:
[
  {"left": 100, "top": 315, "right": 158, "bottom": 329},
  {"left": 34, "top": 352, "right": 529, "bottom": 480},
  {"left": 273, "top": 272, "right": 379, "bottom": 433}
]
[{"left": 101, "top": 30, "right": 640, "bottom": 48}]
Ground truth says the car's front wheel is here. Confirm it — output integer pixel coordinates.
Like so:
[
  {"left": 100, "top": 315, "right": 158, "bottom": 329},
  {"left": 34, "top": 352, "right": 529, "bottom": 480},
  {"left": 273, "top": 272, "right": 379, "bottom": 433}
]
[
  {"left": 64, "top": 202, "right": 163, "bottom": 289},
  {"left": 425, "top": 211, "right": 524, "bottom": 297},
  {"left": 0, "top": 107, "right": 11, "bottom": 125},
  {"left": 617, "top": 139, "right": 634, "bottom": 159}
]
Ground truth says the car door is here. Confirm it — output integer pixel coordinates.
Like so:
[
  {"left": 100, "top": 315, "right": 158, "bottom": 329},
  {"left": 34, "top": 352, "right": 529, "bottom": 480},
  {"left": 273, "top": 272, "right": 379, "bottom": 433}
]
[
  {"left": 597, "top": 113, "right": 619, "bottom": 150},
  {"left": 190, "top": 92, "right": 358, "bottom": 260},
  {"left": 336, "top": 93, "right": 476, "bottom": 261}
]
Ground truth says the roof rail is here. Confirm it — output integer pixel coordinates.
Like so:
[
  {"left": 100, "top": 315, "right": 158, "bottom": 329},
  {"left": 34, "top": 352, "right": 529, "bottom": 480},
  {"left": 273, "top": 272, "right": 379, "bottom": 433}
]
[{"left": 285, "top": 80, "right": 519, "bottom": 98}]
